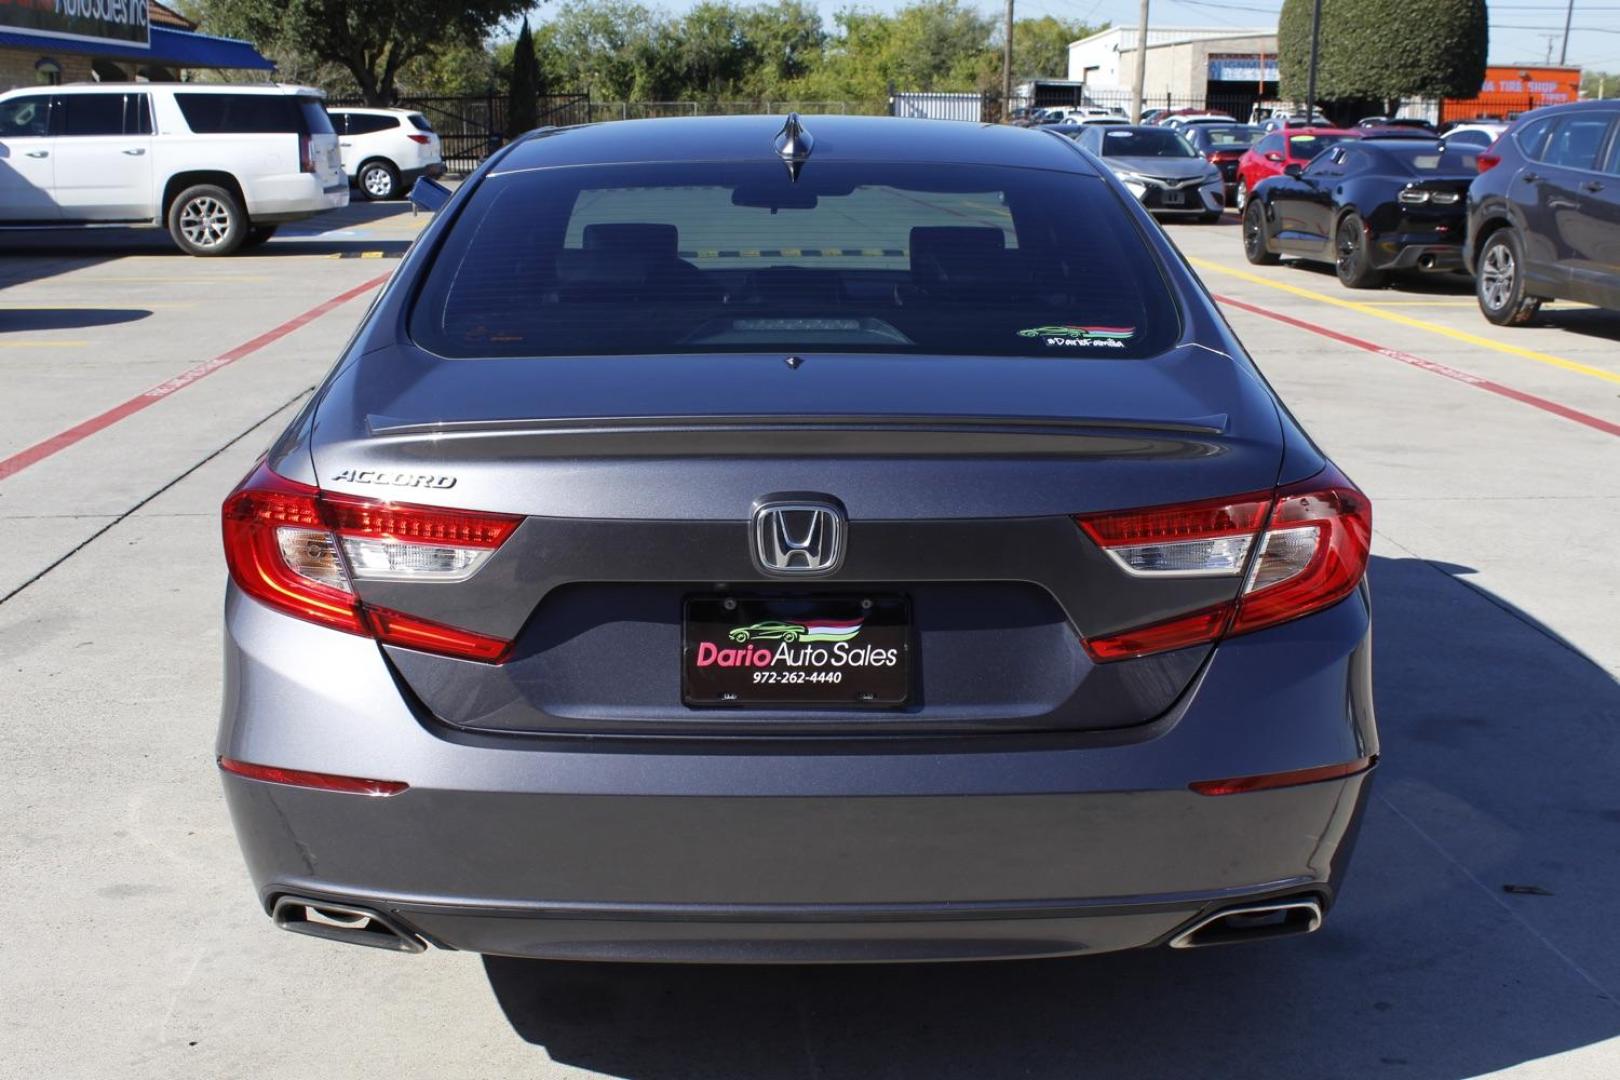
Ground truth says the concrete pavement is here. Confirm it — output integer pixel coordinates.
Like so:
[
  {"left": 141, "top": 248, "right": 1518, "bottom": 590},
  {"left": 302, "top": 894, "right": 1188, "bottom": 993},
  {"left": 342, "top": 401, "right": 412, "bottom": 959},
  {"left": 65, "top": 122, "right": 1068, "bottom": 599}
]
[{"left": 1, "top": 208, "right": 1617, "bottom": 1080}]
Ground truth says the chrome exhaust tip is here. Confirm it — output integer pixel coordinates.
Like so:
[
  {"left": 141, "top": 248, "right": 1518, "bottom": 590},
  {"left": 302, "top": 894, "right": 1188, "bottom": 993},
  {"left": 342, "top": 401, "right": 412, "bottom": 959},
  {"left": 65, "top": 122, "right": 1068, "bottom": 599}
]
[
  {"left": 271, "top": 895, "right": 427, "bottom": 953},
  {"left": 1418, "top": 254, "right": 1437, "bottom": 270},
  {"left": 1168, "top": 897, "right": 1323, "bottom": 949}
]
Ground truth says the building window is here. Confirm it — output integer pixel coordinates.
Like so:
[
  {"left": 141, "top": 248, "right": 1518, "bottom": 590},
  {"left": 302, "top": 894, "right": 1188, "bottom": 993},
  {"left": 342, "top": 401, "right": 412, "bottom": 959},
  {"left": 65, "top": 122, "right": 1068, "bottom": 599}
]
[{"left": 35, "top": 58, "right": 62, "bottom": 86}]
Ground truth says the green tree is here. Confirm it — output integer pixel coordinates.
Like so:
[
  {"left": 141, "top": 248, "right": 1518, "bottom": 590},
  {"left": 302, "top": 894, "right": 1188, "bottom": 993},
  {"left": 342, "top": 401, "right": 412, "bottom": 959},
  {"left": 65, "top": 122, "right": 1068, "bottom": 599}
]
[
  {"left": 198, "top": 0, "right": 530, "bottom": 104},
  {"left": 1278, "top": 0, "right": 1487, "bottom": 109},
  {"left": 508, "top": 16, "right": 542, "bottom": 136},
  {"left": 1582, "top": 70, "right": 1617, "bottom": 100},
  {"left": 1009, "top": 16, "right": 1096, "bottom": 81}
]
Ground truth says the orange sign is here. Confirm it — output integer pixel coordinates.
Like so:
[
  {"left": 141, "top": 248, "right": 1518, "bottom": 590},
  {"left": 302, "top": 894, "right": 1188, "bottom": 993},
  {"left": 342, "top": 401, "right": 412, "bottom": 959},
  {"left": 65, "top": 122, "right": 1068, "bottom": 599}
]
[{"left": 1442, "top": 65, "right": 1582, "bottom": 122}]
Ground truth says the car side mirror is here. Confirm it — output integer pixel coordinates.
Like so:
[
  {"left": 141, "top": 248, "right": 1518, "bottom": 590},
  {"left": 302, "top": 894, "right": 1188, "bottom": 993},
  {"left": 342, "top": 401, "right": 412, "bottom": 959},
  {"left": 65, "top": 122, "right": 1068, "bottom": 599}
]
[
  {"left": 1283, "top": 163, "right": 1304, "bottom": 178},
  {"left": 409, "top": 176, "right": 452, "bottom": 214}
]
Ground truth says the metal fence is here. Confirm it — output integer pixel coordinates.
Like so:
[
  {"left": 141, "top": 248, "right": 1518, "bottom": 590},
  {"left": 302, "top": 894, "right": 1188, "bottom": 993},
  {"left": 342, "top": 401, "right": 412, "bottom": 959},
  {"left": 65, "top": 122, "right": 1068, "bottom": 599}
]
[{"left": 580, "top": 100, "right": 882, "bottom": 122}]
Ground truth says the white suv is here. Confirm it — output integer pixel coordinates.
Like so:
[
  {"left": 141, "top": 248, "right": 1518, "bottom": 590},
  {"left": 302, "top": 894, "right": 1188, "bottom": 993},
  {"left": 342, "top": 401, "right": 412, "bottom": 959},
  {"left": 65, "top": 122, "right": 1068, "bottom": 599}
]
[
  {"left": 0, "top": 83, "right": 347, "bottom": 256},
  {"left": 327, "top": 108, "right": 445, "bottom": 201}
]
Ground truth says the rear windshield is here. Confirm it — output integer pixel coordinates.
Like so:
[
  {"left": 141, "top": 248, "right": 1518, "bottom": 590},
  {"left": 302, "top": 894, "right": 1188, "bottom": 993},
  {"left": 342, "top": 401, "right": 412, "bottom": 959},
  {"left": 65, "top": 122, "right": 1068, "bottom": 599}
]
[
  {"left": 1098, "top": 129, "right": 1198, "bottom": 158},
  {"left": 1195, "top": 125, "right": 1261, "bottom": 148},
  {"left": 409, "top": 161, "right": 1180, "bottom": 360},
  {"left": 409, "top": 113, "right": 433, "bottom": 132},
  {"left": 175, "top": 93, "right": 332, "bottom": 135},
  {"left": 1288, "top": 133, "right": 1351, "bottom": 159},
  {"left": 1383, "top": 143, "right": 1479, "bottom": 173}
]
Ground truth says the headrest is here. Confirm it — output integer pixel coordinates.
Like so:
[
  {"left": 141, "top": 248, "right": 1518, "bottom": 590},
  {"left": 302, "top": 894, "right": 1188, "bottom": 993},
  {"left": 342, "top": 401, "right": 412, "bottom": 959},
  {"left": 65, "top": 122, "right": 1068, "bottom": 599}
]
[
  {"left": 582, "top": 223, "right": 680, "bottom": 260},
  {"left": 911, "top": 226, "right": 1006, "bottom": 266}
]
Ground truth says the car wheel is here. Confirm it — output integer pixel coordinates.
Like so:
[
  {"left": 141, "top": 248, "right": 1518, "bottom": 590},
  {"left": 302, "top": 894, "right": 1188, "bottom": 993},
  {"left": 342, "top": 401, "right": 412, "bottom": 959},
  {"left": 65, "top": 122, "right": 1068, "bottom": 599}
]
[
  {"left": 241, "top": 224, "right": 279, "bottom": 249},
  {"left": 1334, "top": 212, "right": 1387, "bottom": 289},
  {"left": 1234, "top": 178, "right": 1248, "bottom": 211},
  {"left": 168, "top": 184, "right": 246, "bottom": 257},
  {"left": 359, "top": 160, "right": 400, "bottom": 201},
  {"left": 1243, "top": 202, "right": 1279, "bottom": 264},
  {"left": 1476, "top": 230, "right": 1542, "bottom": 326}
]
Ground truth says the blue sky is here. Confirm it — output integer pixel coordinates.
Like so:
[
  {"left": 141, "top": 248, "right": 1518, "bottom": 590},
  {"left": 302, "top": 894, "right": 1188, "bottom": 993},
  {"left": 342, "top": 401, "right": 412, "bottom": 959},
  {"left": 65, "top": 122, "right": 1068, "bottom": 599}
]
[{"left": 547, "top": 0, "right": 1620, "bottom": 73}]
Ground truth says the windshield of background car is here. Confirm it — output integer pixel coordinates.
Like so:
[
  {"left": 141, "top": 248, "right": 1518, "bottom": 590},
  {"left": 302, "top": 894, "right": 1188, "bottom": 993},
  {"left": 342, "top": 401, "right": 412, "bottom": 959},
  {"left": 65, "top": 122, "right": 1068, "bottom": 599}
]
[
  {"left": 1100, "top": 129, "right": 1198, "bottom": 158},
  {"left": 1197, "top": 126, "right": 1261, "bottom": 149},
  {"left": 410, "top": 161, "right": 1181, "bottom": 360},
  {"left": 1287, "top": 133, "right": 1350, "bottom": 160}
]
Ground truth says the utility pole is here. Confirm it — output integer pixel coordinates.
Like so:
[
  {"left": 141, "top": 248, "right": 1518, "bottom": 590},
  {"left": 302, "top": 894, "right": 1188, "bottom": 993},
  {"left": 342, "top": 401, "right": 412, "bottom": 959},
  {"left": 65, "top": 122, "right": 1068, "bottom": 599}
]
[
  {"left": 1130, "top": 0, "right": 1149, "bottom": 122},
  {"left": 1002, "top": 0, "right": 1015, "bottom": 122},
  {"left": 1560, "top": 0, "right": 1575, "bottom": 65},
  {"left": 1304, "top": 0, "right": 1322, "bottom": 120}
]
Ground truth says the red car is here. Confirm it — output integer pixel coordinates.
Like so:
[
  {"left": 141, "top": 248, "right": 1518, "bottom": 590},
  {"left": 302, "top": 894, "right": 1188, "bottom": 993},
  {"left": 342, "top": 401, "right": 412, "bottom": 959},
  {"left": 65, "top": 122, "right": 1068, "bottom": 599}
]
[{"left": 1233, "top": 127, "right": 1360, "bottom": 210}]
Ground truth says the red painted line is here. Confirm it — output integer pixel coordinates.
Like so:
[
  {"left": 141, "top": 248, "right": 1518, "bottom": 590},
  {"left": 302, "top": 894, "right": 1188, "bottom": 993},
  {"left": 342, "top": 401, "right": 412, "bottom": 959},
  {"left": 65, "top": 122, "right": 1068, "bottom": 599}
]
[
  {"left": 0, "top": 274, "right": 390, "bottom": 482},
  {"left": 1215, "top": 293, "right": 1620, "bottom": 439}
]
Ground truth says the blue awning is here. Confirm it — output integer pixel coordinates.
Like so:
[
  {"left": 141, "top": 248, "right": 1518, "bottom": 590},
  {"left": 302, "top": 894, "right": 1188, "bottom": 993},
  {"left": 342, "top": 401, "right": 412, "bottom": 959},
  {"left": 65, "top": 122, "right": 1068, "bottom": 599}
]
[{"left": 0, "top": 27, "right": 275, "bottom": 71}]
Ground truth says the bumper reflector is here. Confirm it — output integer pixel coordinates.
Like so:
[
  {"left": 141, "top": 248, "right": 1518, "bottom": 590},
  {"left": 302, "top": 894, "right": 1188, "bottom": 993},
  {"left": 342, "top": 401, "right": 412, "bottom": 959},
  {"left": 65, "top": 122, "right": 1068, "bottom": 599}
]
[
  {"left": 1189, "top": 756, "right": 1375, "bottom": 796},
  {"left": 219, "top": 756, "right": 408, "bottom": 797}
]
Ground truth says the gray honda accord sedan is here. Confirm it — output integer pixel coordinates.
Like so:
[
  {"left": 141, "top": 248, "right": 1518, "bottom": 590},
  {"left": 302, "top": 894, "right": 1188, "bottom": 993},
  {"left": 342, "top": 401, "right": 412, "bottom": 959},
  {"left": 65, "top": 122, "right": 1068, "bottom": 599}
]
[{"left": 218, "top": 114, "right": 1376, "bottom": 962}]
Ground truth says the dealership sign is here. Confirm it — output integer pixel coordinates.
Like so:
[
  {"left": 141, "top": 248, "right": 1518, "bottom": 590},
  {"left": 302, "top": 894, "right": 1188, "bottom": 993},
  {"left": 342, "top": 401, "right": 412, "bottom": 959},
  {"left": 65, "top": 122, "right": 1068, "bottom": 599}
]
[
  {"left": 1208, "top": 54, "right": 1279, "bottom": 83},
  {"left": 0, "top": 0, "right": 151, "bottom": 49}
]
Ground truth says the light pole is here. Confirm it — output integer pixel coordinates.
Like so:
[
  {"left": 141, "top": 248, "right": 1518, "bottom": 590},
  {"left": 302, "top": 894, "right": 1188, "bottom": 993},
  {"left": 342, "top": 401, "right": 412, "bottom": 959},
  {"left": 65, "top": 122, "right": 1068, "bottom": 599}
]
[
  {"left": 1304, "top": 0, "right": 1323, "bottom": 120},
  {"left": 1131, "top": 0, "right": 1150, "bottom": 123},
  {"left": 1003, "top": 0, "right": 1015, "bottom": 121},
  {"left": 1559, "top": 0, "right": 1574, "bottom": 65}
]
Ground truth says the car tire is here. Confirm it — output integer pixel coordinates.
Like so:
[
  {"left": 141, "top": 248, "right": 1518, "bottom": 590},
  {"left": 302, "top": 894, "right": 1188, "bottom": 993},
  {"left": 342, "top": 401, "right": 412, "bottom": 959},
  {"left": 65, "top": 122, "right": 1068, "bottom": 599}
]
[
  {"left": 241, "top": 224, "right": 279, "bottom": 249},
  {"left": 359, "top": 160, "right": 400, "bottom": 201},
  {"left": 1234, "top": 178, "right": 1248, "bottom": 211},
  {"left": 1243, "top": 202, "right": 1279, "bottom": 264},
  {"left": 168, "top": 184, "right": 247, "bottom": 257},
  {"left": 1334, "top": 212, "right": 1387, "bottom": 289},
  {"left": 1476, "top": 229, "right": 1542, "bottom": 326}
]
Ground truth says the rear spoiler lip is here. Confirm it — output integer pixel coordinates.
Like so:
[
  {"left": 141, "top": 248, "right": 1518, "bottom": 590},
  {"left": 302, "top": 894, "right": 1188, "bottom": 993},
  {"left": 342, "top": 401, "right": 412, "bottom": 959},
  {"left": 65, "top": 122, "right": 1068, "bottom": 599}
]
[{"left": 364, "top": 412, "right": 1230, "bottom": 439}]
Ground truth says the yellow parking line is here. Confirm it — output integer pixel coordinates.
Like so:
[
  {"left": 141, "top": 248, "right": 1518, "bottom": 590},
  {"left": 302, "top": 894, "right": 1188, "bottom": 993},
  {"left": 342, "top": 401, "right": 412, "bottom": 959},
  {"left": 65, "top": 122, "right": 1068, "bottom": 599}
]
[{"left": 1188, "top": 256, "right": 1620, "bottom": 387}]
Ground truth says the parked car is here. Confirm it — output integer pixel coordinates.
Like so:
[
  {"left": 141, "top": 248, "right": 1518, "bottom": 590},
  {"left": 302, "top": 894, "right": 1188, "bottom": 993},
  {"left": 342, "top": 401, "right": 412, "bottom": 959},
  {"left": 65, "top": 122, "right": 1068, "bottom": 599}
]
[
  {"left": 1439, "top": 123, "right": 1507, "bottom": 149},
  {"left": 1357, "top": 117, "right": 1436, "bottom": 134},
  {"left": 1243, "top": 137, "right": 1478, "bottom": 287},
  {"left": 326, "top": 107, "right": 445, "bottom": 200},
  {"left": 1163, "top": 113, "right": 1236, "bottom": 130},
  {"left": 1185, "top": 123, "right": 1263, "bottom": 204},
  {"left": 218, "top": 114, "right": 1377, "bottom": 964},
  {"left": 1465, "top": 101, "right": 1620, "bottom": 324},
  {"left": 1258, "top": 113, "right": 1330, "bottom": 132},
  {"left": 1072, "top": 124, "right": 1226, "bottom": 221},
  {"left": 0, "top": 82, "right": 346, "bottom": 255},
  {"left": 1234, "top": 127, "right": 1359, "bottom": 210}
]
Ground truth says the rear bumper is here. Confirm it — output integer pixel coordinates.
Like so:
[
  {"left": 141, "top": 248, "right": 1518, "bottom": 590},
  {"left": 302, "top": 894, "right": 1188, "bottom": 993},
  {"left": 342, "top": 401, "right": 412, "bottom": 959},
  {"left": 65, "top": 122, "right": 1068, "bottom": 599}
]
[
  {"left": 1383, "top": 242, "right": 1465, "bottom": 271},
  {"left": 247, "top": 174, "right": 348, "bottom": 222},
  {"left": 219, "top": 584, "right": 1377, "bottom": 962}
]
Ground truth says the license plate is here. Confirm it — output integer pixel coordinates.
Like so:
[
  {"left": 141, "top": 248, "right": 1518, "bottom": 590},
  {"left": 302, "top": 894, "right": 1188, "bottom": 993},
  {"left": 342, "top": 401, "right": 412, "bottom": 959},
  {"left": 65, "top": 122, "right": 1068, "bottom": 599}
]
[
  {"left": 1162, "top": 189, "right": 1185, "bottom": 206},
  {"left": 683, "top": 595, "right": 910, "bottom": 707}
]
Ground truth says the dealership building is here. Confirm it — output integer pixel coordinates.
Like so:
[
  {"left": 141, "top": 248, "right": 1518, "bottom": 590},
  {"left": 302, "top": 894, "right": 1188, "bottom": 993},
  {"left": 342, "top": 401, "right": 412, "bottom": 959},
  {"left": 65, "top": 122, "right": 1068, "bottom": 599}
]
[
  {"left": 1067, "top": 26, "right": 1280, "bottom": 117},
  {"left": 1, "top": 1, "right": 272, "bottom": 91}
]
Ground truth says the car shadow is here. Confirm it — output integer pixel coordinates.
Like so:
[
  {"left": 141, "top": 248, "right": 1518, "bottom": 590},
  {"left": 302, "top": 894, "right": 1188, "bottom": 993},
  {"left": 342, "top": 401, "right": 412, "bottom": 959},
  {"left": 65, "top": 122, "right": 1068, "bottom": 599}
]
[
  {"left": 480, "top": 555, "right": 1620, "bottom": 1079},
  {"left": 1534, "top": 305, "right": 1620, "bottom": 342},
  {"left": 0, "top": 307, "right": 152, "bottom": 332}
]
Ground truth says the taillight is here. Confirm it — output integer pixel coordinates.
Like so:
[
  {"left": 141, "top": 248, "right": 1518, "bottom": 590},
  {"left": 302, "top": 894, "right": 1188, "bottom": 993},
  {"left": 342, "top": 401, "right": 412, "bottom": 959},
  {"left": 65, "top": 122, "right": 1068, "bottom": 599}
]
[
  {"left": 407, "top": 133, "right": 431, "bottom": 145},
  {"left": 1477, "top": 137, "right": 1503, "bottom": 173},
  {"left": 298, "top": 133, "right": 314, "bottom": 173},
  {"left": 1076, "top": 466, "right": 1371, "bottom": 661},
  {"left": 222, "top": 461, "right": 520, "bottom": 662}
]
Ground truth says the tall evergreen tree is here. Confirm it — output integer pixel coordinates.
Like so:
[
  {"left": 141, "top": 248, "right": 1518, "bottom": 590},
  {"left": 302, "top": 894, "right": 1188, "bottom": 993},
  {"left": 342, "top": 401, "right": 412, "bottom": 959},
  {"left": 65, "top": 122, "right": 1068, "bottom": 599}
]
[{"left": 508, "top": 17, "right": 542, "bottom": 138}]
